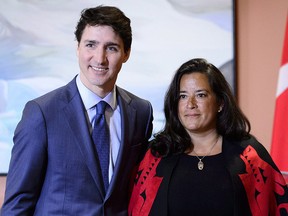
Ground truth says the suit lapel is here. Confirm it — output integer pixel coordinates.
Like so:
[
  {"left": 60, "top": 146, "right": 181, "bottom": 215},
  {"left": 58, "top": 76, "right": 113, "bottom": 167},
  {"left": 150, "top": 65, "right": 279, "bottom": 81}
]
[
  {"left": 150, "top": 154, "right": 180, "bottom": 216},
  {"left": 106, "top": 87, "right": 136, "bottom": 198},
  {"left": 62, "top": 78, "right": 106, "bottom": 197}
]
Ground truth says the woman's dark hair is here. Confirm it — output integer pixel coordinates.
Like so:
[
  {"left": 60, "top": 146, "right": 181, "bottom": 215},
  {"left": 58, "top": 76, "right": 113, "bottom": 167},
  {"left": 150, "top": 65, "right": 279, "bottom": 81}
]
[
  {"left": 151, "top": 58, "right": 251, "bottom": 157},
  {"left": 74, "top": 5, "right": 132, "bottom": 54}
]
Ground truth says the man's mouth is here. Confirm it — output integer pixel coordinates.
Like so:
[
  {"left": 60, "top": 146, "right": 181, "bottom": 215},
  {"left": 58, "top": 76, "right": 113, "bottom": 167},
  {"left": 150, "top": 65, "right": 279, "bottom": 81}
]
[{"left": 91, "top": 66, "right": 108, "bottom": 72}]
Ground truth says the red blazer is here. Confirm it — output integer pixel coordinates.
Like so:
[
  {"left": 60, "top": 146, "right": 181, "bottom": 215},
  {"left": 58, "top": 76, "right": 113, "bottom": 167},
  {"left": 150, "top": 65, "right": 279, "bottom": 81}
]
[{"left": 129, "top": 136, "right": 288, "bottom": 216}]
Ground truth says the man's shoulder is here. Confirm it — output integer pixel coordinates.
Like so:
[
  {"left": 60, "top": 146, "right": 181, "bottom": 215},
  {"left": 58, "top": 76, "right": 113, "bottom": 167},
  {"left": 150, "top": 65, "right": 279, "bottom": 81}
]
[
  {"left": 116, "top": 86, "right": 151, "bottom": 107},
  {"left": 31, "top": 78, "right": 77, "bottom": 106}
]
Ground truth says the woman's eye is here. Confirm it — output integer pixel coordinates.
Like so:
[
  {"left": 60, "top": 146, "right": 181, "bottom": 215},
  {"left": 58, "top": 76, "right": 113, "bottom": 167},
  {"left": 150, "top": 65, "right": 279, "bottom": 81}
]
[
  {"left": 197, "top": 93, "right": 207, "bottom": 98},
  {"left": 179, "top": 94, "right": 187, "bottom": 99}
]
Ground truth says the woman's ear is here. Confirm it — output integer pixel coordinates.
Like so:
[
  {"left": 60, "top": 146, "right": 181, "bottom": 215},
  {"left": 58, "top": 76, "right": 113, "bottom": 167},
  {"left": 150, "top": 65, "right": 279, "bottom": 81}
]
[
  {"left": 218, "top": 101, "right": 224, "bottom": 112},
  {"left": 218, "top": 106, "right": 223, "bottom": 112}
]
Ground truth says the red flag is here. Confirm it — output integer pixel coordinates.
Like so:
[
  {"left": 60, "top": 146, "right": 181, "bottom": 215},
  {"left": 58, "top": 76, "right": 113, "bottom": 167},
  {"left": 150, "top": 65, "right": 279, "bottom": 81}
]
[{"left": 271, "top": 14, "right": 288, "bottom": 173}]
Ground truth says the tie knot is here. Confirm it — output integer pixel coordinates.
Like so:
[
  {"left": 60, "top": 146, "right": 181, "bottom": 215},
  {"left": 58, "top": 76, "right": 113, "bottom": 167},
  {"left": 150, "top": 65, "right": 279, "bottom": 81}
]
[{"left": 96, "top": 101, "right": 107, "bottom": 115}]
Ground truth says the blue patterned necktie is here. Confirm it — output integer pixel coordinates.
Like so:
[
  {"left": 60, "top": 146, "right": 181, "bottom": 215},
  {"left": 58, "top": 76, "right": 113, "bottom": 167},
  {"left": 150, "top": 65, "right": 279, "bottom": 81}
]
[{"left": 92, "top": 101, "right": 109, "bottom": 193}]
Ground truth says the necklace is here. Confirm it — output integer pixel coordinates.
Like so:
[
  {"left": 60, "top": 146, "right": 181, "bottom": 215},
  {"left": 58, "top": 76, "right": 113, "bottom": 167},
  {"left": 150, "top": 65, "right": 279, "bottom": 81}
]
[{"left": 193, "top": 136, "right": 220, "bottom": 171}]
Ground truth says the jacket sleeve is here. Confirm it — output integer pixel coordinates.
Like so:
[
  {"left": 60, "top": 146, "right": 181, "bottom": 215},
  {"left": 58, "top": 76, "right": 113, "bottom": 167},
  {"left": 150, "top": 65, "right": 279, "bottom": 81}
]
[
  {"left": 238, "top": 141, "right": 288, "bottom": 215},
  {"left": 1, "top": 101, "right": 47, "bottom": 215}
]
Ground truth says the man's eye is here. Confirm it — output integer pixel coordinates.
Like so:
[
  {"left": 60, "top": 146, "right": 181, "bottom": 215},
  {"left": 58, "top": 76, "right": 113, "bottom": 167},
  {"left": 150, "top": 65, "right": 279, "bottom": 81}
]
[
  {"left": 107, "top": 46, "right": 118, "bottom": 51},
  {"left": 86, "top": 43, "right": 94, "bottom": 48}
]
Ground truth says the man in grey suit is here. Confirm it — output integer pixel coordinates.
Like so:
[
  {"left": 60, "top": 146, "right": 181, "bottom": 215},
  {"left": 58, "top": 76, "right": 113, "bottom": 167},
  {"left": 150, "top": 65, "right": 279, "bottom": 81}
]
[{"left": 1, "top": 5, "right": 153, "bottom": 216}]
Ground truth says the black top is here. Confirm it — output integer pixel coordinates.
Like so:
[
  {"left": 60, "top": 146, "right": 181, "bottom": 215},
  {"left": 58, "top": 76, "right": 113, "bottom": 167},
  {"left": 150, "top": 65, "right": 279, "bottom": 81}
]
[{"left": 168, "top": 153, "right": 234, "bottom": 216}]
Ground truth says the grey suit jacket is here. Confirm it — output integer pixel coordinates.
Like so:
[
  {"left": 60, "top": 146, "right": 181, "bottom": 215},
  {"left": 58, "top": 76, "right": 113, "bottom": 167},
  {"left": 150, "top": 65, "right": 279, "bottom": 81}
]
[{"left": 1, "top": 76, "right": 153, "bottom": 216}]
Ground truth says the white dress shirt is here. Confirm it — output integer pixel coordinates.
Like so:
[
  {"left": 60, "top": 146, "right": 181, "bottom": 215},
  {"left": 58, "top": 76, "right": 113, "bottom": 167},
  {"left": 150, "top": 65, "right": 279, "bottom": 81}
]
[{"left": 76, "top": 75, "right": 121, "bottom": 183}]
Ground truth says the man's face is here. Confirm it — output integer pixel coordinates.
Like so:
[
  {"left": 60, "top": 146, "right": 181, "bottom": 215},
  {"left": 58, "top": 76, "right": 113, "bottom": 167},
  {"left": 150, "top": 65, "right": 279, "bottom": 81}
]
[{"left": 77, "top": 25, "right": 130, "bottom": 97}]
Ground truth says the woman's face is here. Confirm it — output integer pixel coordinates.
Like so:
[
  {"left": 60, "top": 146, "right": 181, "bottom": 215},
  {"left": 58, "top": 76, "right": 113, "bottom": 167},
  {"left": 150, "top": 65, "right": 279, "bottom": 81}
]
[{"left": 178, "top": 72, "right": 220, "bottom": 135}]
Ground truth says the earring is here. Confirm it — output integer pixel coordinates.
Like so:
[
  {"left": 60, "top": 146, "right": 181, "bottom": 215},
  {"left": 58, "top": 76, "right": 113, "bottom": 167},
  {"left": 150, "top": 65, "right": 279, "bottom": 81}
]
[{"left": 218, "top": 107, "right": 222, "bottom": 112}]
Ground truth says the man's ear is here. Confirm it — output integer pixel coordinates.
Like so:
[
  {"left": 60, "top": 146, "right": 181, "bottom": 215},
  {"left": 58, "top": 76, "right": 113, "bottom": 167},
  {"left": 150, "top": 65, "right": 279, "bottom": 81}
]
[
  {"left": 76, "top": 42, "right": 80, "bottom": 57},
  {"left": 123, "top": 49, "right": 131, "bottom": 63}
]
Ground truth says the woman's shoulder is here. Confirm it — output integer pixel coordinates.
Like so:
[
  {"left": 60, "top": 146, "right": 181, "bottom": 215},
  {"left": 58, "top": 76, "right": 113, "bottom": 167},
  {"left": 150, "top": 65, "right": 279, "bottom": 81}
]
[
  {"left": 225, "top": 134, "right": 278, "bottom": 168},
  {"left": 238, "top": 134, "right": 268, "bottom": 152},
  {"left": 138, "top": 149, "right": 162, "bottom": 170},
  {"left": 223, "top": 134, "right": 272, "bottom": 161},
  {"left": 143, "top": 148, "right": 160, "bottom": 161},
  {"left": 225, "top": 134, "right": 264, "bottom": 149}
]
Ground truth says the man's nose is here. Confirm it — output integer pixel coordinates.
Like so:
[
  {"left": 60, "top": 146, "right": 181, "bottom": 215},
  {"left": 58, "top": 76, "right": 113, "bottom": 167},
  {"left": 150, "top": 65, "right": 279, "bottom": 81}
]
[{"left": 93, "top": 48, "right": 107, "bottom": 64}]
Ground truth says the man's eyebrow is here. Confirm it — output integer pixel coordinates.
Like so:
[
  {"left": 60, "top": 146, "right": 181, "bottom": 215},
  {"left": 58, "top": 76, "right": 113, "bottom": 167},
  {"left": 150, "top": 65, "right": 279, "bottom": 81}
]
[
  {"left": 83, "top": 40, "right": 98, "bottom": 44},
  {"left": 105, "top": 42, "right": 120, "bottom": 47},
  {"left": 83, "top": 40, "right": 120, "bottom": 47}
]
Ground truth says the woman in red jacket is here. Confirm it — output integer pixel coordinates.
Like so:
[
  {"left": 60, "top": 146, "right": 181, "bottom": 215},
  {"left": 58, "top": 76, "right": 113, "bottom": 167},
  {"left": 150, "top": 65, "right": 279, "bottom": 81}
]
[{"left": 129, "top": 58, "right": 288, "bottom": 216}]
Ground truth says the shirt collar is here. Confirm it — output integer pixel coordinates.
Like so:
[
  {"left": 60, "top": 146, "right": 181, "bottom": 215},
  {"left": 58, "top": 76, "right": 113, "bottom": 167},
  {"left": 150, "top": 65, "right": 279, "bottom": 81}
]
[{"left": 76, "top": 75, "right": 117, "bottom": 111}]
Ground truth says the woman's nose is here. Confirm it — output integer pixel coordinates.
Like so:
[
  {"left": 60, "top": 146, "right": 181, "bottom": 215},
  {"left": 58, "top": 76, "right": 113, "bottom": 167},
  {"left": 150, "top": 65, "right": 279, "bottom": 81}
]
[{"left": 187, "top": 97, "right": 197, "bottom": 109}]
